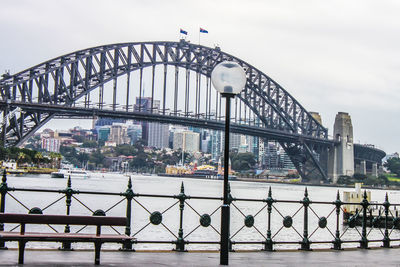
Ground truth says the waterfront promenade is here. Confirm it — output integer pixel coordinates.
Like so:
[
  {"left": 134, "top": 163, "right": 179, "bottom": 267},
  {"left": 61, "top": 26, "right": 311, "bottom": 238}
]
[
  {"left": 1, "top": 247, "right": 400, "bottom": 266},
  {"left": 3, "top": 175, "right": 400, "bottom": 265}
]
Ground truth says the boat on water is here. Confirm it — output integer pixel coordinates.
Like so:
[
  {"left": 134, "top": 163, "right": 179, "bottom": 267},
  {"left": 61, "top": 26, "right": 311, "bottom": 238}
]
[
  {"left": 158, "top": 169, "right": 218, "bottom": 179},
  {"left": 51, "top": 168, "right": 90, "bottom": 179},
  {"left": 216, "top": 174, "right": 237, "bottom": 180},
  {"left": 2, "top": 161, "right": 27, "bottom": 175},
  {"left": 4, "top": 168, "right": 27, "bottom": 175},
  {"left": 160, "top": 164, "right": 218, "bottom": 179}
]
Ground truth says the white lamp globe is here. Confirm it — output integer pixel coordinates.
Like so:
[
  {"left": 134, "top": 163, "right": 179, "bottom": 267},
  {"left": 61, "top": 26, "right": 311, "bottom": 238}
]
[{"left": 211, "top": 61, "right": 247, "bottom": 95}]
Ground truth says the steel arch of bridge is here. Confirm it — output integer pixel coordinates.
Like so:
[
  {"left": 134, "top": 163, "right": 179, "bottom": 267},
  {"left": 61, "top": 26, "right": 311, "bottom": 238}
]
[{"left": 0, "top": 40, "right": 341, "bottom": 181}]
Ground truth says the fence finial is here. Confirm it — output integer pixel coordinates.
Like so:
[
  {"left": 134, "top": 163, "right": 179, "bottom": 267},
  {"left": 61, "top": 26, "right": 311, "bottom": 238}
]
[
  {"left": 67, "top": 175, "right": 71, "bottom": 188},
  {"left": 128, "top": 177, "right": 132, "bottom": 189}
]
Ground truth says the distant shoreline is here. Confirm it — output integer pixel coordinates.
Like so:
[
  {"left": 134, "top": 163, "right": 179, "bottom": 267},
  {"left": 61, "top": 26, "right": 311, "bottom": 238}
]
[
  {"left": 155, "top": 173, "right": 400, "bottom": 191},
  {"left": 235, "top": 177, "right": 400, "bottom": 191}
]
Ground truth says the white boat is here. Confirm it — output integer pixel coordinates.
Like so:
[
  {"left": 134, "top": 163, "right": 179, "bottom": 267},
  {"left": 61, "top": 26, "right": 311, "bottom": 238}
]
[
  {"left": 2, "top": 161, "right": 27, "bottom": 175},
  {"left": 51, "top": 168, "right": 90, "bottom": 179}
]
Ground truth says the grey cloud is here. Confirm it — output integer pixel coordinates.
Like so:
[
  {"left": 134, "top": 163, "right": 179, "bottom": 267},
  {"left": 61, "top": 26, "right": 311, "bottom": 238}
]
[{"left": 0, "top": 0, "right": 399, "bottom": 153}]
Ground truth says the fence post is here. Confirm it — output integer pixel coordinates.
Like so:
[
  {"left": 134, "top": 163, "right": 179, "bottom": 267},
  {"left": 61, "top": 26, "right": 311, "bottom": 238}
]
[
  {"left": 0, "top": 170, "right": 8, "bottom": 249},
  {"left": 175, "top": 182, "right": 186, "bottom": 251},
  {"left": 264, "top": 186, "right": 274, "bottom": 251},
  {"left": 61, "top": 176, "right": 74, "bottom": 250},
  {"left": 121, "top": 177, "right": 135, "bottom": 251},
  {"left": 360, "top": 190, "right": 369, "bottom": 249},
  {"left": 333, "top": 190, "right": 342, "bottom": 250},
  {"left": 300, "top": 187, "right": 311, "bottom": 250},
  {"left": 383, "top": 193, "right": 390, "bottom": 248}
]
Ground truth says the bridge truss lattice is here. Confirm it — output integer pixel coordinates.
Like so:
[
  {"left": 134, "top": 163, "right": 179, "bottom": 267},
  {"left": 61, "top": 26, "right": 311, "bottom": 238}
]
[{"left": 0, "top": 41, "right": 339, "bottom": 180}]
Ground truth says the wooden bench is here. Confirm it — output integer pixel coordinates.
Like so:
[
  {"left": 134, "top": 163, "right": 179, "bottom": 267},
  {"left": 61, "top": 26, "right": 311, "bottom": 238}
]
[{"left": 0, "top": 213, "right": 134, "bottom": 265}]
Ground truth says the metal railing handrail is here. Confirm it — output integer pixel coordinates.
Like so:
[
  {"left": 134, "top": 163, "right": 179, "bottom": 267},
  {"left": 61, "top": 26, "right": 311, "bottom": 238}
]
[{"left": 0, "top": 170, "right": 399, "bottom": 251}]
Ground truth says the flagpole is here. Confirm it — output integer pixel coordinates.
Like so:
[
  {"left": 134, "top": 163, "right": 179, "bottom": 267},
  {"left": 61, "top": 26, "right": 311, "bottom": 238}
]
[{"left": 199, "top": 28, "right": 208, "bottom": 45}]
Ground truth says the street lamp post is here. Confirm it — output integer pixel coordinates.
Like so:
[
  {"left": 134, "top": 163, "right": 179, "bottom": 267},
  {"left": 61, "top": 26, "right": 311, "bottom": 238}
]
[{"left": 211, "top": 61, "right": 246, "bottom": 265}]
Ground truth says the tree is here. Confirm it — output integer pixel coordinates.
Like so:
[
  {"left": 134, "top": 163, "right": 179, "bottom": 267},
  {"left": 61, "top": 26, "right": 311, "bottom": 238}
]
[
  {"left": 337, "top": 175, "right": 352, "bottom": 185},
  {"left": 115, "top": 144, "right": 136, "bottom": 156},
  {"left": 82, "top": 140, "right": 98, "bottom": 148},
  {"left": 60, "top": 146, "right": 79, "bottom": 167},
  {"left": 55, "top": 153, "right": 62, "bottom": 168},
  {"left": 130, "top": 152, "right": 149, "bottom": 170},
  {"left": 49, "top": 152, "right": 62, "bottom": 169},
  {"left": 8, "top": 147, "right": 20, "bottom": 160},
  {"left": 157, "top": 149, "right": 180, "bottom": 165},
  {"left": 17, "top": 152, "right": 26, "bottom": 167},
  {"left": 353, "top": 173, "right": 367, "bottom": 181},
  {"left": 231, "top": 152, "right": 256, "bottom": 171},
  {"left": 384, "top": 158, "right": 400, "bottom": 176},
  {"left": 98, "top": 140, "right": 105, "bottom": 147},
  {"left": 34, "top": 152, "right": 43, "bottom": 167},
  {"left": 72, "top": 135, "right": 85, "bottom": 143},
  {"left": 134, "top": 139, "right": 147, "bottom": 149},
  {"left": 129, "top": 148, "right": 156, "bottom": 172},
  {"left": 89, "top": 150, "right": 105, "bottom": 168},
  {"left": 0, "top": 146, "right": 8, "bottom": 160},
  {"left": 77, "top": 152, "right": 89, "bottom": 168}
]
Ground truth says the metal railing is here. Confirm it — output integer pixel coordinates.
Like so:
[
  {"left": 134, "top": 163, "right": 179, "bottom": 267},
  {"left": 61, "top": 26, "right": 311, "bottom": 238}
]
[{"left": 1, "top": 170, "right": 400, "bottom": 251}]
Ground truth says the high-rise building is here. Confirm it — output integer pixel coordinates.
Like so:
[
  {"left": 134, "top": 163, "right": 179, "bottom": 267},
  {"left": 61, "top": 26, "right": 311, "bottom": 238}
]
[
  {"left": 109, "top": 124, "right": 129, "bottom": 145},
  {"left": 173, "top": 132, "right": 184, "bottom": 151},
  {"left": 230, "top": 133, "right": 241, "bottom": 151},
  {"left": 133, "top": 97, "right": 164, "bottom": 146},
  {"left": 278, "top": 147, "right": 296, "bottom": 169},
  {"left": 134, "top": 97, "right": 157, "bottom": 138},
  {"left": 250, "top": 136, "right": 259, "bottom": 163},
  {"left": 98, "top": 126, "right": 111, "bottom": 141},
  {"left": 258, "top": 139, "right": 265, "bottom": 167},
  {"left": 201, "top": 138, "right": 210, "bottom": 153},
  {"left": 148, "top": 123, "right": 169, "bottom": 149},
  {"left": 173, "top": 131, "right": 200, "bottom": 153},
  {"left": 170, "top": 126, "right": 188, "bottom": 149},
  {"left": 127, "top": 124, "right": 142, "bottom": 145},
  {"left": 200, "top": 130, "right": 211, "bottom": 153},
  {"left": 94, "top": 118, "right": 125, "bottom": 136},
  {"left": 265, "top": 142, "right": 279, "bottom": 169},
  {"left": 41, "top": 138, "right": 61, "bottom": 153},
  {"left": 210, "top": 130, "right": 223, "bottom": 160}
]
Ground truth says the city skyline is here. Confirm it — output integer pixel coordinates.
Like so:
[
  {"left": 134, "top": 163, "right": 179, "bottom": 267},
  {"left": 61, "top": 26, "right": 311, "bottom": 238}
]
[
  {"left": 37, "top": 120, "right": 298, "bottom": 171},
  {"left": 1, "top": 0, "right": 399, "bottom": 153}
]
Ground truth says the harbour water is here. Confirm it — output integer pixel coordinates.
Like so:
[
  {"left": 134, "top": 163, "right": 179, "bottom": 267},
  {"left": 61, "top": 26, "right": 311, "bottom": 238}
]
[{"left": 3, "top": 173, "right": 400, "bottom": 250}]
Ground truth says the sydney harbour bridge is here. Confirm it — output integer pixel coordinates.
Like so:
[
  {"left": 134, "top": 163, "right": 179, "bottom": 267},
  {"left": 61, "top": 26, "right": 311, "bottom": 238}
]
[{"left": 0, "top": 40, "right": 385, "bottom": 182}]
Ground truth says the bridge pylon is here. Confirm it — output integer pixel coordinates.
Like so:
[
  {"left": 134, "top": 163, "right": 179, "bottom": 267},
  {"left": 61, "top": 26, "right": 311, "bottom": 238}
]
[{"left": 328, "top": 112, "right": 354, "bottom": 183}]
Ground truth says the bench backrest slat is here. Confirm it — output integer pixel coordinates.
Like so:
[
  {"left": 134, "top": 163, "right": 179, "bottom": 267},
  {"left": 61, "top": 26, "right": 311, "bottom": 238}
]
[{"left": 0, "top": 213, "right": 127, "bottom": 226}]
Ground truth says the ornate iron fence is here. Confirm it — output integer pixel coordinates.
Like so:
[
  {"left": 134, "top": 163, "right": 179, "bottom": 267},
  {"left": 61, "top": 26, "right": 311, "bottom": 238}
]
[{"left": 1, "top": 171, "right": 400, "bottom": 251}]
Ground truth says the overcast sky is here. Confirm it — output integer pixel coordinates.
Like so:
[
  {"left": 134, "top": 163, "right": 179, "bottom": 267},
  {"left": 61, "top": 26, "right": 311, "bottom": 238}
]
[{"left": 0, "top": 0, "right": 399, "bottom": 154}]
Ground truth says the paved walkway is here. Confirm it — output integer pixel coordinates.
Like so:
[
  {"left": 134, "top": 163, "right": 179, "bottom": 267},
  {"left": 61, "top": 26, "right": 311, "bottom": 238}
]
[{"left": 1, "top": 247, "right": 400, "bottom": 266}]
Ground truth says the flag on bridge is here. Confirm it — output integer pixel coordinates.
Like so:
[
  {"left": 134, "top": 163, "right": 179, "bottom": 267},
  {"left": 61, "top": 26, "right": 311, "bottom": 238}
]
[
  {"left": 200, "top": 28, "right": 208, "bottom": 33},
  {"left": 180, "top": 29, "right": 188, "bottom": 35}
]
